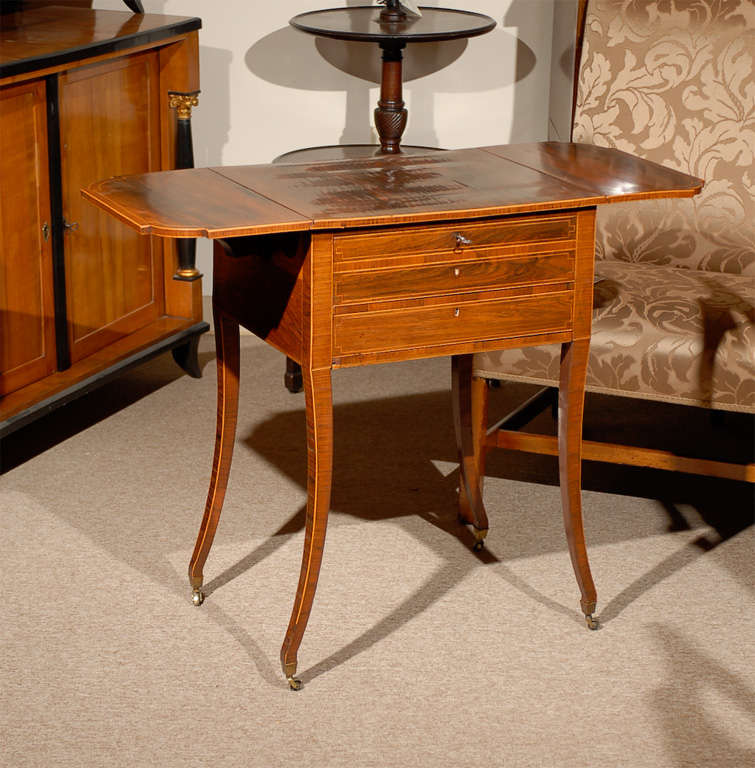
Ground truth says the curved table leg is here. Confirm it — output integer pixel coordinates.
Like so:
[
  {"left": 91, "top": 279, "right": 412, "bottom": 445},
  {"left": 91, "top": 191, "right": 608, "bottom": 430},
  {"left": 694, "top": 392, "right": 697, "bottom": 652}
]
[
  {"left": 187, "top": 308, "right": 240, "bottom": 606},
  {"left": 452, "top": 354, "right": 490, "bottom": 550},
  {"left": 280, "top": 366, "right": 333, "bottom": 690},
  {"left": 558, "top": 338, "right": 599, "bottom": 629}
]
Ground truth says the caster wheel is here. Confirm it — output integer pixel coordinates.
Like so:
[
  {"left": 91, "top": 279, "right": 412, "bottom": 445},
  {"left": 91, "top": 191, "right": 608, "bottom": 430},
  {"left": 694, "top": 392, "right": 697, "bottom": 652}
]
[
  {"left": 287, "top": 677, "right": 302, "bottom": 691},
  {"left": 471, "top": 528, "right": 488, "bottom": 552},
  {"left": 585, "top": 614, "right": 599, "bottom": 630},
  {"left": 192, "top": 588, "right": 205, "bottom": 606}
]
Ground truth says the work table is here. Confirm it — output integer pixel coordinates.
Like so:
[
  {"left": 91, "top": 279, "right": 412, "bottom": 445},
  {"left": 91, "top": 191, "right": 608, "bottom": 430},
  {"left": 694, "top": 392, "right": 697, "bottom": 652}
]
[{"left": 83, "top": 142, "right": 702, "bottom": 688}]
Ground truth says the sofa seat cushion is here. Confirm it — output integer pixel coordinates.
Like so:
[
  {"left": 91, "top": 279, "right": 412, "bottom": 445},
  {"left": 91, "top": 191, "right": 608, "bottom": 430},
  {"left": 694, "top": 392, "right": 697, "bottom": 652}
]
[{"left": 473, "top": 261, "right": 755, "bottom": 413}]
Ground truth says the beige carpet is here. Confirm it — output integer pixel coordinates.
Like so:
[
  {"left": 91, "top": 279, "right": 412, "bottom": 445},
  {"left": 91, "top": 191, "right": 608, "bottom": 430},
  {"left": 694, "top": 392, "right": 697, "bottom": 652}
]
[{"left": 1, "top": 334, "right": 753, "bottom": 768}]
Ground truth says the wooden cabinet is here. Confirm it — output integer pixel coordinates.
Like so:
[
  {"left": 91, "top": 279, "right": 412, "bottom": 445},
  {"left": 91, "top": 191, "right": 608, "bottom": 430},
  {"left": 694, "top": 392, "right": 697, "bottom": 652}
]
[
  {"left": 59, "top": 52, "right": 164, "bottom": 364},
  {"left": 0, "top": 7, "right": 208, "bottom": 438},
  {"left": 0, "top": 78, "right": 56, "bottom": 397}
]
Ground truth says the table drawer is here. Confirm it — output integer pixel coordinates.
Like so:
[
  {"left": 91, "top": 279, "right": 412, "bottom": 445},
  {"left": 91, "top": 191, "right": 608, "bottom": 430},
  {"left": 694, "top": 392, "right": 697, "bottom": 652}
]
[
  {"left": 333, "top": 290, "right": 573, "bottom": 356},
  {"left": 334, "top": 250, "right": 574, "bottom": 305},
  {"left": 334, "top": 213, "right": 577, "bottom": 266}
]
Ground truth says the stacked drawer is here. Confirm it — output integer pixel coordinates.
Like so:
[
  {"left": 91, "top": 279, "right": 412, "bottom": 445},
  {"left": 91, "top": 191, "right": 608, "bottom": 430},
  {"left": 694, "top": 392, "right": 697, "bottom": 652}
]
[{"left": 331, "top": 212, "right": 578, "bottom": 360}]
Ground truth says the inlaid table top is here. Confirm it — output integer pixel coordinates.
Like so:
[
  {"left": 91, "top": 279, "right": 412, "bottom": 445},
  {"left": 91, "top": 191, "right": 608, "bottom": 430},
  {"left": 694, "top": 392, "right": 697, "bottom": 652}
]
[{"left": 83, "top": 142, "right": 702, "bottom": 239}]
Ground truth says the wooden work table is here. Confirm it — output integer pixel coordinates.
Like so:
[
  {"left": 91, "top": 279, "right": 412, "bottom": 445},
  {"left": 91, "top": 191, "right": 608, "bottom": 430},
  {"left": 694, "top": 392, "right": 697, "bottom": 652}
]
[{"left": 83, "top": 143, "right": 702, "bottom": 688}]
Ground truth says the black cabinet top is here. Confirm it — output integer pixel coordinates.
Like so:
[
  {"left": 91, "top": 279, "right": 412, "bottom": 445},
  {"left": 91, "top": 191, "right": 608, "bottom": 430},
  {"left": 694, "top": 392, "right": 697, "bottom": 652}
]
[{"left": 0, "top": 7, "right": 201, "bottom": 80}]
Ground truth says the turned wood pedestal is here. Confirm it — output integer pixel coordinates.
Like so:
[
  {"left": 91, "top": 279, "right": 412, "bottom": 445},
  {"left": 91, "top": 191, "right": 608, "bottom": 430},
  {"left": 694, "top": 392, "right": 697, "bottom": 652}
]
[{"left": 289, "top": 6, "right": 496, "bottom": 154}]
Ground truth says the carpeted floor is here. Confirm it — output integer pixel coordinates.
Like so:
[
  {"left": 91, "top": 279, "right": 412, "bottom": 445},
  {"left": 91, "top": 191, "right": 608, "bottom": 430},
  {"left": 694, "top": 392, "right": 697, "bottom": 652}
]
[{"left": 1, "top": 333, "right": 753, "bottom": 768}]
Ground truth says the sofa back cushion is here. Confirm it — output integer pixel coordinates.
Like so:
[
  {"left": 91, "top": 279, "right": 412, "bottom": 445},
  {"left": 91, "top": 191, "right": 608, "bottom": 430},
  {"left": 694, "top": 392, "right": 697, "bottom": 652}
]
[{"left": 573, "top": 0, "right": 754, "bottom": 275}]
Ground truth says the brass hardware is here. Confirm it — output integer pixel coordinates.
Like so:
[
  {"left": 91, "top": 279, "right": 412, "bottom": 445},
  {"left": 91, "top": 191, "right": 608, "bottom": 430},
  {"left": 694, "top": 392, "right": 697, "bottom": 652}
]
[
  {"left": 455, "top": 233, "right": 472, "bottom": 248},
  {"left": 284, "top": 661, "right": 302, "bottom": 691},
  {"left": 453, "top": 267, "right": 460, "bottom": 277},
  {"left": 454, "top": 307, "right": 460, "bottom": 317},
  {"left": 471, "top": 526, "right": 488, "bottom": 551},
  {"left": 175, "top": 266, "right": 201, "bottom": 280},
  {"left": 63, "top": 219, "right": 78, "bottom": 232},
  {"left": 191, "top": 587, "right": 204, "bottom": 606},
  {"left": 168, "top": 90, "right": 200, "bottom": 121},
  {"left": 585, "top": 614, "right": 599, "bottom": 630},
  {"left": 41, "top": 222, "right": 49, "bottom": 241}
]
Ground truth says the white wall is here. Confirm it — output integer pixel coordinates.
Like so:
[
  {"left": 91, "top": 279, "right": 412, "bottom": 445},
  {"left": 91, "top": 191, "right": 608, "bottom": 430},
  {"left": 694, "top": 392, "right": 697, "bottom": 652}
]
[{"left": 94, "top": 1, "right": 572, "bottom": 285}]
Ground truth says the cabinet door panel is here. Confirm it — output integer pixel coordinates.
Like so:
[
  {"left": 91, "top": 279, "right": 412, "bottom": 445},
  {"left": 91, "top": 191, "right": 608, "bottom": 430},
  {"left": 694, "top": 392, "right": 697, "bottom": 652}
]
[
  {"left": 59, "top": 52, "right": 164, "bottom": 363},
  {"left": 0, "top": 79, "right": 56, "bottom": 396}
]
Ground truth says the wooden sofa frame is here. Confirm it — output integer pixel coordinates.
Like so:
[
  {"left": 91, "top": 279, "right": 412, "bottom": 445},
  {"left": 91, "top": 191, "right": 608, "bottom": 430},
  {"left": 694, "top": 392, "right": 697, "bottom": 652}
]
[{"left": 473, "top": 0, "right": 754, "bottom": 484}]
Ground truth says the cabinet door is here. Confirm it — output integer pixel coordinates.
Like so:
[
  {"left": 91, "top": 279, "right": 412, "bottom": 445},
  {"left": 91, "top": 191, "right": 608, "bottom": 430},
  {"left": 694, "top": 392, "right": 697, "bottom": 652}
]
[
  {"left": 59, "top": 51, "right": 164, "bottom": 364},
  {"left": 0, "top": 79, "right": 56, "bottom": 397}
]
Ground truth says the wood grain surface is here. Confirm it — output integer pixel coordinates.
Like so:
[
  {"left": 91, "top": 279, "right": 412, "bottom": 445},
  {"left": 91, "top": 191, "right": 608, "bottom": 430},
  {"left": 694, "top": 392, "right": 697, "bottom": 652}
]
[
  {"left": 0, "top": 7, "right": 200, "bottom": 80},
  {"left": 83, "top": 144, "right": 703, "bottom": 237},
  {"left": 60, "top": 52, "right": 163, "bottom": 364},
  {"left": 0, "top": 78, "right": 55, "bottom": 396},
  {"left": 332, "top": 213, "right": 576, "bottom": 263},
  {"left": 484, "top": 142, "right": 703, "bottom": 204},
  {"left": 188, "top": 307, "right": 240, "bottom": 594},
  {"left": 83, "top": 168, "right": 312, "bottom": 239}
]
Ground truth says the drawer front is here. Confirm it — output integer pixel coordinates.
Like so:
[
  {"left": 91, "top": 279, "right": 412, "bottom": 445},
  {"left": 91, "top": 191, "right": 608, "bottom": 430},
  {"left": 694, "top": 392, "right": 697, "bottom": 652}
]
[
  {"left": 334, "top": 213, "right": 577, "bottom": 266},
  {"left": 334, "top": 251, "right": 574, "bottom": 305},
  {"left": 333, "top": 291, "right": 573, "bottom": 356}
]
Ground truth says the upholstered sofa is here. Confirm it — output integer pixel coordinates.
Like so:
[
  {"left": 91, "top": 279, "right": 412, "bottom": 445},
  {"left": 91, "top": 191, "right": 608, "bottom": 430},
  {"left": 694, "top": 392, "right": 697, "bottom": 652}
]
[{"left": 473, "top": 0, "right": 754, "bottom": 481}]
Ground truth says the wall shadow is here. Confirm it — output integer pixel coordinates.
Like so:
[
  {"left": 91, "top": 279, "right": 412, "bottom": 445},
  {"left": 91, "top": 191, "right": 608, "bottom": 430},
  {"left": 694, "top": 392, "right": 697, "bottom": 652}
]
[
  {"left": 127, "top": 1, "right": 232, "bottom": 165},
  {"left": 505, "top": 0, "right": 580, "bottom": 142},
  {"left": 193, "top": 44, "right": 232, "bottom": 167}
]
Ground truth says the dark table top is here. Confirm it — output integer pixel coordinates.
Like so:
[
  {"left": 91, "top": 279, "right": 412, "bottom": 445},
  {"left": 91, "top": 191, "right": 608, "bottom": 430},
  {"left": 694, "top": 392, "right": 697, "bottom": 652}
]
[{"left": 289, "top": 6, "right": 496, "bottom": 43}]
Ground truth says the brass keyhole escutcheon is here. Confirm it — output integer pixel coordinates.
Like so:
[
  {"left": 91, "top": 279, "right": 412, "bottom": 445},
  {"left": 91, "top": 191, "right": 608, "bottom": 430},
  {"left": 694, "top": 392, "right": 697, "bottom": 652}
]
[
  {"left": 454, "top": 307, "right": 460, "bottom": 317},
  {"left": 453, "top": 267, "right": 461, "bottom": 277}
]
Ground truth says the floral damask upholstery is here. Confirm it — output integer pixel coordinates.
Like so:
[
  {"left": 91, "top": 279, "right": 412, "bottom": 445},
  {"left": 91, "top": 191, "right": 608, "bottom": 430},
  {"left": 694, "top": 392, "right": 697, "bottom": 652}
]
[{"left": 474, "top": 0, "right": 755, "bottom": 412}]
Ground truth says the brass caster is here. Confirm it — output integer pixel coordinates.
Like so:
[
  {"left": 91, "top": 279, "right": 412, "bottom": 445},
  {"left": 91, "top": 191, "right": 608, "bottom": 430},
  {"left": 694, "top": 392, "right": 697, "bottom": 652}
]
[
  {"left": 585, "top": 614, "right": 599, "bottom": 630},
  {"left": 287, "top": 677, "right": 302, "bottom": 691},
  {"left": 471, "top": 527, "right": 488, "bottom": 552},
  {"left": 192, "top": 588, "right": 205, "bottom": 606}
]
